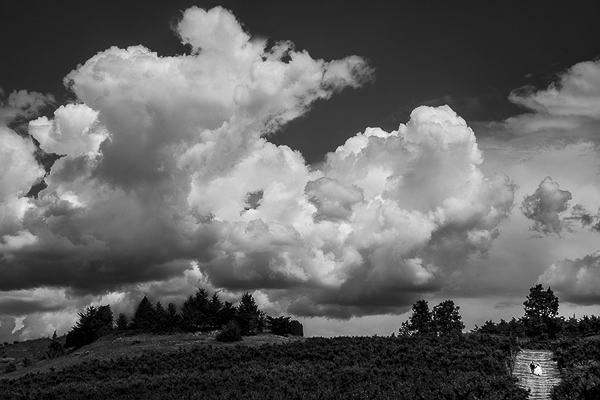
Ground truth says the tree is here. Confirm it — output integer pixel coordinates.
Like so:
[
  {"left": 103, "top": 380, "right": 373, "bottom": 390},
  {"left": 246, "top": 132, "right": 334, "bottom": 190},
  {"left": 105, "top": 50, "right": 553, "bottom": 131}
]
[
  {"left": 236, "top": 293, "right": 265, "bottom": 335},
  {"left": 115, "top": 313, "right": 129, "bottom": 331},
  {"left": 268, "top": 316, "right": 292, "bottom": 336},
  {"left": 181, "top": 289, "right": 210, "bottom": 331},
  {"left": 65, "top": 305, "right": 114, "bottom": 349},
  {"left": 432, "top": 300, "right": 464, "bottom": 336},
  {"left": 289, "top": 320, "right": 304, "bottom": 337},
  {"left": 166, "top": 302, "right": 181, "bottom": 329},
  {"left": 155, "top": 302, "right": 170, "bottom": 331},
  {"left": 523, "top": 284, "right": 560, "bottom": 337},
  {"left": 399, "top": 300, "right": 433, "bottom": 336},
  {"left": 219, "top": 301, "right": 237, "bottom": 326},
  {"left": 207, "top": 293, "right": 223, "bottom": 329},
  {"left": 131, "top": 296, "right": 157, "bottom": 331}
]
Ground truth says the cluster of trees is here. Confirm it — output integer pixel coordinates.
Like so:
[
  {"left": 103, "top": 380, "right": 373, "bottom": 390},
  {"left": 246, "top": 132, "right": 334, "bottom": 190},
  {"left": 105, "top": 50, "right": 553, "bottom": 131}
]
[
  {"left": 398, "top": 299, "right": 465, "bottom": 337},
  {"left": 0, "top": 335, "right": 528, "bottom": 399},
  {"left": 473, "top": 284, "right": 600, "bottom": 339},
  {"left": 65, "top": 290, "right": 302, "bottom": 349}
]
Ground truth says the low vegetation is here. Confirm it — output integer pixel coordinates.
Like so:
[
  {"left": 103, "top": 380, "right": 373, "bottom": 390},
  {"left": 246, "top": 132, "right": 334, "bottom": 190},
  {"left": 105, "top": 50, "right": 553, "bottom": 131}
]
[
  {"left": 0, "top": 335, "right": 527, "bottom": 399},
  {"left": 550, "top": 338, "right": 600, "bottom": 399}
]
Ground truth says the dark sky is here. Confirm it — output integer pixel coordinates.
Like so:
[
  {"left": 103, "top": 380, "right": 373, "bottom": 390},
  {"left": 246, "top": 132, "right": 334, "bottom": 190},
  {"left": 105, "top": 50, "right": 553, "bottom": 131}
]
[{"left": 2, "top": 1, "right": 599, "bottom": 162}]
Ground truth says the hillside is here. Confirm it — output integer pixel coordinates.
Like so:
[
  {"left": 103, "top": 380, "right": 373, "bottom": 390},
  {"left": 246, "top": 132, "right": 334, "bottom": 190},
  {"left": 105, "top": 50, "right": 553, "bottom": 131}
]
[
  {"left": 1, "top": 331, "right": 302, "bottom": 380},
  {"left": 1, "top": 334, "right": 528, "bottom": 399}
]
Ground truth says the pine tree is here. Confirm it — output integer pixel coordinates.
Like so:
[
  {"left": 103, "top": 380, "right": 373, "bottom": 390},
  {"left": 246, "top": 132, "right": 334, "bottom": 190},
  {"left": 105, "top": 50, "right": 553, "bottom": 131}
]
[
  {"left": 236, "top": 293, "right": 264, "bottom": 335},
  {"left": 181, "top": 289, "right": 210, "bottom": 331},
  {"left": 65, "top": 305, "right": 114, "bottom": 348},
  {"left": 155, "top": 302, "right": 170, "bottom": 332},
  {"left": 219, "top": 301, "right": 237, "bottom": 326},
  {"left": 115, "top": 313, "right": 129, "bottom": 331},
  {"left": 207, "top": 293, "right": 223, "bottom": 329},
  {"left": 166, "top": 302, "right": 181, "bottom": 329},
  {"left": 131, "top": 296, "right": 157, "bottom": 331}
]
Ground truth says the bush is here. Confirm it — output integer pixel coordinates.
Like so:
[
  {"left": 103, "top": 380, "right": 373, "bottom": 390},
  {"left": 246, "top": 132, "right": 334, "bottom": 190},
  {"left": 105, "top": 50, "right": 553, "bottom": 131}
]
[
  {"left": 47, "top": 340, "right": 65, "bottom": 359},
  {"left": 4, "top": 362, "right": 16, "bottom": 374},
  {"left": 216, "top": 321, "right": 242, "bottom": 342},
  {"left": 22, "top": 357, "right": 32, "bottom": 367}
]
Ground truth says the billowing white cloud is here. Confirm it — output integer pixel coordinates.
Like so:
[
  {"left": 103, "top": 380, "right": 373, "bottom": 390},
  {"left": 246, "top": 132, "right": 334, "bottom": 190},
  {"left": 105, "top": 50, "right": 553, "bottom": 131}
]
[
  {"left": 0, "top": 128, "right": 45, "bottom": 239},
  {"left": 521, "top": 177, "right": 572, "bottom": 235},
  {"left": 1, "top": 6, "right": 517, "bottom": 339}
]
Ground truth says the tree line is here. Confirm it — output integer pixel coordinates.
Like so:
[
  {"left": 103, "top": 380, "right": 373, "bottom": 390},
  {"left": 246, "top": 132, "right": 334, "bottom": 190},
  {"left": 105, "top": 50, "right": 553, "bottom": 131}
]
[
  {"left": 472, "top": 284, "right": 600, "bottom": 339},
  {"left": 65, "top": 289, "right": 302, "bottom": 349},
  {"left": 399, "top": 284, "right": 600, "bottom": 340}
]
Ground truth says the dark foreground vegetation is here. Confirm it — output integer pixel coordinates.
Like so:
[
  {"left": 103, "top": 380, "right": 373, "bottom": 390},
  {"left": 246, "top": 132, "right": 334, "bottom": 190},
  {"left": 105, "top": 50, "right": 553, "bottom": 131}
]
[
  {"left": 0, "top": 335, "right": 527, "bottom": 400},
  {"left": 550, "top": 338, "right": 600, "bottom": 399}
]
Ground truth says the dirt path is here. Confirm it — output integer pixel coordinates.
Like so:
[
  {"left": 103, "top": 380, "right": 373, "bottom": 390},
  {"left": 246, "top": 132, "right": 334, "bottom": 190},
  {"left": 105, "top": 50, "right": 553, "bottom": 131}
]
[{"left": 513, "top": 349, "right": 561, "bottom": 400}]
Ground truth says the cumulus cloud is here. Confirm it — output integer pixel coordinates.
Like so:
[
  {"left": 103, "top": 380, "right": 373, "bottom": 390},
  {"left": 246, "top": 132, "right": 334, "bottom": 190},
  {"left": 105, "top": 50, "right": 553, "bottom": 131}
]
[
  {"left": 1, "top": 6, "right": 517, "bottom": 338},
  {"left": 521, "top": 177, "right": 572, "bottom": 235},
  {"left": 538, "top": 252, "right": 600, "bottom": 305}
]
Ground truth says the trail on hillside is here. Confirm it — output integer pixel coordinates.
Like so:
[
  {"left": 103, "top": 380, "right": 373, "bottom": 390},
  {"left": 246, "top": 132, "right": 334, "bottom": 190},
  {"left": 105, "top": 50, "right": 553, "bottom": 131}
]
[{"left": 513, "top": 350, "right": 560, "bottom": 400}]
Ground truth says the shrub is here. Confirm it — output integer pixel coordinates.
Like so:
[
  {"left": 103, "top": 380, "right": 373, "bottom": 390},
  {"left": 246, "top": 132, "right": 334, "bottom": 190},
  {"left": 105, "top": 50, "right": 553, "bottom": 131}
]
[
  {"left": 216, "top": 321, "right": 242, "bottom": 342},
  {"left": 4, "top": 362, "right": 16, "bottom": 373},
  {"left": 22, "top": 357, "right": 32, "bottom": 367},
  {"left": 47, "top": 340, "right": 65, "bottom": 359}
]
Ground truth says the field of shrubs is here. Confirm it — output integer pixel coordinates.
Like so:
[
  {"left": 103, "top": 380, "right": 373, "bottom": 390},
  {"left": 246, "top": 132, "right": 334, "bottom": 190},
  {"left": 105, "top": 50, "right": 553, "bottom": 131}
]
[{"left": 0, "top": 334, "right": 528, "bottom": 400}]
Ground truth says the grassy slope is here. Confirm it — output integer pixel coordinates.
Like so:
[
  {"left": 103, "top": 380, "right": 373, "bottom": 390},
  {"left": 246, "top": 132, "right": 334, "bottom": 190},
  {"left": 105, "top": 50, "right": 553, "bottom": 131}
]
[
  {"left": 1, "top": 331, "right": 303, "bottom": 380},
  {"left": 1, "top": 334, "right": 528, "bottom": 400}
]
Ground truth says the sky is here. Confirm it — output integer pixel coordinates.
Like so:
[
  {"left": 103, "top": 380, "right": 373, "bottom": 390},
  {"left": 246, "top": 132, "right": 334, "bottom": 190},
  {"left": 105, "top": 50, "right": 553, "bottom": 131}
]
[{"left": 1, "top": 1, "right": 600, "bottom": 341}]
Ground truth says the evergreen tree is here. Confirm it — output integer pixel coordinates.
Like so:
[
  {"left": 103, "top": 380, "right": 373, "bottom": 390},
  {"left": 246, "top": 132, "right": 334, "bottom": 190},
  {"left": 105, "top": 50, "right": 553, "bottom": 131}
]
[
  {"left": 181, "top": 289, "right": 210, "bottom": 331},
  {"left": 166, "top": 302, "right": 181, "bottom": 329},
  {"left": 65, "top": 305, "right": 114, "bottom": 348},
  {"left": 131, "top": 296, "right": 157, "bottom": 331},
  {"left": 155, "top": 302, "right": 170, "bottom": 332},
  {"left": 432, "top": 300, "right": 464, "bottom": 336},
  {"left": 219, "top": 301, "right": 237, "bottom": 326},
  {"left": 236, "top": 293, "right": 264, "bottom": 335},
  {"left": 115, "top": 313, "right": 129, "bottom": 331},
  {"left": 207, "top": 293, "right": 223, "bottom": 329}
]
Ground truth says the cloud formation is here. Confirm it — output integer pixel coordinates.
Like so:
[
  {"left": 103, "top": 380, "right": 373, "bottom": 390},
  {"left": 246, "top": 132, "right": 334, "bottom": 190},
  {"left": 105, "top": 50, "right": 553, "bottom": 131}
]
[
  {"left": 0, "top": 6, "right": 517, "bottom": 337},
  {"left": 538, "top": 252, "right": 600, "bottom": 305},
  {"left": 521, "top": 177, "right": 572, "bottom": 235},
  {"left": 0, "top": 88, "right": 55, "bottom": 127},
  {"left": 509, "top": 60, "right": 600, "bottom": 119}
]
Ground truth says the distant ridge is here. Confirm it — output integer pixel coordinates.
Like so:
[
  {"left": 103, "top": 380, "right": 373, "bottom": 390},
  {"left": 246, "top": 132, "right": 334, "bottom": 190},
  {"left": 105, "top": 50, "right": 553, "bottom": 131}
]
[{"left": 513, "top": 350, "right": 561, "bottom": 400}]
